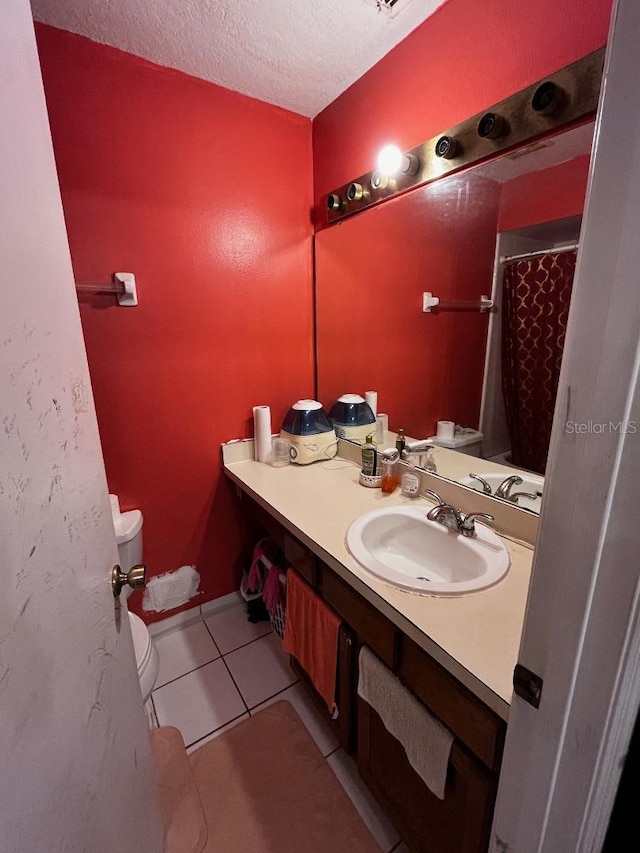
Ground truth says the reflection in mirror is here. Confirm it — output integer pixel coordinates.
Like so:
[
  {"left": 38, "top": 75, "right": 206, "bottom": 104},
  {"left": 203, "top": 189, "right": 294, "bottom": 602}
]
[{"left": 315, "top": 120, "right": 595, "bottom": 514}]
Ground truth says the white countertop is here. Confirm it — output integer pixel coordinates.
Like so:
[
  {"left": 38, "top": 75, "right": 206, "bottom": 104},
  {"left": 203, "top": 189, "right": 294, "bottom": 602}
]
[{"left": 223, "top": 445, "right": 534, "bottom": 720}]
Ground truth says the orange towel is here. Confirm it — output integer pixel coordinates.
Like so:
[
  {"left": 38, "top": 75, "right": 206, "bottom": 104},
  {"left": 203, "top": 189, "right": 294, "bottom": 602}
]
[{"left": 282, "top": 570, "right": 342, "bottom": 714}]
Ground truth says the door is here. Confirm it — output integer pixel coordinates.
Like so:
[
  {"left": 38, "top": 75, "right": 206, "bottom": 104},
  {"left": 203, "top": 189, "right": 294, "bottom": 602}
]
[
  {"left": 491, "top": 0, "right": 640, "bottom": 850},
  {"left": 0, "top": 2, "right": 163, "bottom": 851}
]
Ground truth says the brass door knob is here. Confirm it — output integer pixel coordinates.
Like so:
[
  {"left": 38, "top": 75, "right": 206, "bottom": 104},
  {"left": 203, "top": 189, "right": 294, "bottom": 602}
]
[{"left": 111, "top": 564, "right": 147, "bottom": 597}]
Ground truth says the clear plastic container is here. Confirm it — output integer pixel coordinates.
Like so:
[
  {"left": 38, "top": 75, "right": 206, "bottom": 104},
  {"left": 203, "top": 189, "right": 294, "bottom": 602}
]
[
  {"left": 381, "top": 457, "right": 398, "bottom": 493},
  {"left": 271, "top": 437, "right": 291, "bottom": 467}
]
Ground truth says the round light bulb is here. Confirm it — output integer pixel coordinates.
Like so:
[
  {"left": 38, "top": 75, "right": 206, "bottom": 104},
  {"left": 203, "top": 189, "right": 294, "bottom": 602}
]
[{"left": 377, "top": 144, "right": 404, "bottom": 176}]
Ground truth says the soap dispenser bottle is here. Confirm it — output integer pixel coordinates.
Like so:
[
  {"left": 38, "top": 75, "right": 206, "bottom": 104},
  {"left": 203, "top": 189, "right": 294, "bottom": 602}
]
[
  {"left": 361, "top": 434, "right": 378, "bottom": 476},
  {"left": 401, "top": 458, "right": 420, "bottom": 498}
]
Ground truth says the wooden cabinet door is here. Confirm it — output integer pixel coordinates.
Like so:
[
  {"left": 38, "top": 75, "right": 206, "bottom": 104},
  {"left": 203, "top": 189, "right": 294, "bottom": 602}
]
[
  {"left": 287, "top": 575, "right": 356, "bottom": 753},
  {"left": 358, "top": 699, "right": 497, "bottom": 853}
]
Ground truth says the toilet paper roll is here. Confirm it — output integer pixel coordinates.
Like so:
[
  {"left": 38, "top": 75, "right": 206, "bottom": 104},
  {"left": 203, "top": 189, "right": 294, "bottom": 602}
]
[
  {"left": 253, "top": 406, "right": 272, "bottom": 464},
  {"left": 436, "top": 420, "right": 455, "bottom": 441},
  {"left": 365, "top": 391, "right": 377, "bottom": 417}
]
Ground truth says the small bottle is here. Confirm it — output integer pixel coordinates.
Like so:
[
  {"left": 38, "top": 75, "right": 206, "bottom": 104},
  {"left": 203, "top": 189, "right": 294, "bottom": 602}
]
[
  {"left": 401, "top": 459, "right": 420, "bottom": 498},
  {"left": 381, "top": 457, "right": 397, "bottom": 493},
  {"left": 361, "top": 434, "right": 377, "bottom": 476},
  {"left": 396, "top": 428, "right": 406, "bottom": 458}
]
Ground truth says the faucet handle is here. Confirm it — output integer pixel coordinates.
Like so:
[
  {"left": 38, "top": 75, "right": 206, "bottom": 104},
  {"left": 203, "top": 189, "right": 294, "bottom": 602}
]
[
  {"left": 509, "top": 492, "right": 539, "bottom": 504},
  {"left": 460, "top": 512, "right": 495, "bottom": 537},
  {"left": 468, "top": 473, "right": 492, "bottom": 495},
  {"left": 423, "top": 488, "right": 444, "bottom": 506}
]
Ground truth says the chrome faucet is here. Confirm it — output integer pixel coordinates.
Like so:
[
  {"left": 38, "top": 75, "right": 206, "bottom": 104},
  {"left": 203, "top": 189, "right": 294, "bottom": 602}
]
[
  {"left": 424, "top": 489, "right": 494, "bottom": 538},
  {"left": 427, "top": 502, "right": 464, "bottom": 532},
  {"left": 494, "top": 475, "right": 523, "bottom": 499}
]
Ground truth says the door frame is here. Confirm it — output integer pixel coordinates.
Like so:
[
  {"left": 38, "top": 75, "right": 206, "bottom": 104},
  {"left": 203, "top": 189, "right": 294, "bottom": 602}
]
[{"left": 491, "top": 0, "right": 640, "bottom": 849}]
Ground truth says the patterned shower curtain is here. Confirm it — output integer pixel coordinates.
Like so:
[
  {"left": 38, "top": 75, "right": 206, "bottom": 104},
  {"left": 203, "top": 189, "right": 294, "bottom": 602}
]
[{"left": 501, "top": 250, "right": 577, "bottom": 475}]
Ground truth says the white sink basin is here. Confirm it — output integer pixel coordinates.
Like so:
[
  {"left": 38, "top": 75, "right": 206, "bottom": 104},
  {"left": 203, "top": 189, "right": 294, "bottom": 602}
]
[
  {"left": 460, "top": 471, "right": 544, "bottom": 513},
  {"left": 346, "top": 506, "right": 510, "bottom": 595}
]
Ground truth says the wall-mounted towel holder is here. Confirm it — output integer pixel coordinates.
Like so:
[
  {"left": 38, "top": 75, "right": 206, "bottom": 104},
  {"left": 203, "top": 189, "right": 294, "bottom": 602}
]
[
  {"left": 75, "top": 272, "right": 138, "bottom": 306},
  {"left": 422, "top": 292, "right": 494, "bottom": 313}
]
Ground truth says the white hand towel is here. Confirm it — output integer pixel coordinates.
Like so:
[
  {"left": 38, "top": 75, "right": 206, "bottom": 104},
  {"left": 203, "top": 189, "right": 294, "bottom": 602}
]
[{"left": 357, "top": 645, "right": 454, "bottom": 800}]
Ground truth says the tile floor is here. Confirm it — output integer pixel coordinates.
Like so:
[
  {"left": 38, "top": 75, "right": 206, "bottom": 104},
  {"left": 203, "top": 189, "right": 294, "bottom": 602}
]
[{"left": 149, "top": 597, "right": 407, "bottom": 852}]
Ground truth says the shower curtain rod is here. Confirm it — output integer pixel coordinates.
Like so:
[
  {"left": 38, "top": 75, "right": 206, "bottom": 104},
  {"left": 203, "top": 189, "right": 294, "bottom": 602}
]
[{"left": 499, "top": 243, "right": 579, "bottom": 264}]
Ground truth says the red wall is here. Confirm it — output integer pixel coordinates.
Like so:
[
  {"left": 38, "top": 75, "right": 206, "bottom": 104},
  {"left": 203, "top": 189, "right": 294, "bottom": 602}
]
[
  {"left": 313, "top": 0, "right": 612, "bottom": 224},
  {"left": 35, "top": 25, "right": 314, "bottom": 622},
  {"left": 498, "top": 154, "right": 591, "bottom": 232}
]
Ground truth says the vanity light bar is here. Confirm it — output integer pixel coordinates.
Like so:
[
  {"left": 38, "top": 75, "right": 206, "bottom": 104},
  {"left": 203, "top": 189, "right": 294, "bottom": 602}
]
[{"left": 325, "top": 47, "right": 605, "bottom": 224}]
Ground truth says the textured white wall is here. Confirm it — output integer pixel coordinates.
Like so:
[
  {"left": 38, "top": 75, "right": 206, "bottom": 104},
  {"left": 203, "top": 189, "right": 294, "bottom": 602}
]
[{"left": 31, "top": 0, "right": 444, "bottom": 116}]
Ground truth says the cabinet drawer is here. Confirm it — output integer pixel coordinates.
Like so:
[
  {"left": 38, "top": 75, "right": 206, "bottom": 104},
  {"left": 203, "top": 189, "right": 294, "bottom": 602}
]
[
  {"left": 398, "top": 636, "right": 506, "bottom": 772},
  {"left": 321, "top": 567, "right": 397, "bottom": 668},
  {"left": 283, "top": 534, "right": 316, "bottom": 587}
]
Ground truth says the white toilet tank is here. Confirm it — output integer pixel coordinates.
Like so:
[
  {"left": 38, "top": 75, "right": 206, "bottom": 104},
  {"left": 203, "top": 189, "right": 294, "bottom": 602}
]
[
  {"left": 426, "top": 428, "right": 484, "bottom": 457},
  {"left": 110, "top": 493, "right": 143, "bottom": 571},
  {"left": 110, "top": 494, "right": 159, "bottom": 714}
]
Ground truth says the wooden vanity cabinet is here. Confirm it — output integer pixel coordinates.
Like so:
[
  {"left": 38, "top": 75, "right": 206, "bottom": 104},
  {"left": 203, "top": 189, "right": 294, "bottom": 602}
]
[
  {"left": 243, "top": 499, "right": 506, "bottom": 853},
  {"left": 358, "top": 699, "right": 497, "bottom": 853}
]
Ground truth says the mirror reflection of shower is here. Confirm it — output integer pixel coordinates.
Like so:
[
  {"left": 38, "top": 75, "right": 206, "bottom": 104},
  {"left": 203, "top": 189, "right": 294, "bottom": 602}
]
[{"left": 480, "top": 217, "right": 581, "bottom": 477}]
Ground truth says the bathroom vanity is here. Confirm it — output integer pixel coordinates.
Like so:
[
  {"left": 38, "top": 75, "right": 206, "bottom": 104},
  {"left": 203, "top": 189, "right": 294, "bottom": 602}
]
[{"left": 223, "top": 441, "right": 534, "bottom": 853}]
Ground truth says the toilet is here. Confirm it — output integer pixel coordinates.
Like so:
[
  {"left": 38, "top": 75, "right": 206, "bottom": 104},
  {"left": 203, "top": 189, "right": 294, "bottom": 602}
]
[
  {"left": 111, "top": 495, "right": 160, "bottom": 713},
  {"left": 128, "top": 610, "right": 160, "bottom": 707}
]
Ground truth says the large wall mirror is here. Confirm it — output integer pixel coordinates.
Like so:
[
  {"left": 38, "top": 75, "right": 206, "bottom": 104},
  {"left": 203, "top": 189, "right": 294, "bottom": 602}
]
[{"left": 315, "top": 118, "right": 595, "bottom": 514}]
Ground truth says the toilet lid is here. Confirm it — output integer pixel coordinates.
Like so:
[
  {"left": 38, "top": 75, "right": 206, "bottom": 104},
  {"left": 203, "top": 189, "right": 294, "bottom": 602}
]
[{"left": 128, "top": 611, "right": 151, "bottom": 675}]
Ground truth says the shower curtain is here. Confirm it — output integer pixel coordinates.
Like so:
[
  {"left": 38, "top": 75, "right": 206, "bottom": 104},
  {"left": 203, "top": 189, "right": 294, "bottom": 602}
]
[{"left": 501, "top": 250, "right": 577, "bottom": 475}]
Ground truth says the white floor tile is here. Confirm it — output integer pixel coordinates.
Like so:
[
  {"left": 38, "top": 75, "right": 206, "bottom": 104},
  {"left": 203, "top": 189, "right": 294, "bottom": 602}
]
[
  {"left": 185, "top": 713, "right": 249, "bottom": 755},
  {"left": 147, "top": 605, "right": 202, "bottom": 638},
  {"left": 251, "top": 682, "right": 339, "bottom": 758},
  {"left": 199, "top": 590, "right": 243, "bottom": 617},
  {"left": 204, "top": 602, "right": 271, "bottom": 655},
  {"left": 327, "top": 749, "right": 400, "bottom": 852},
  {"left": 152, "top": 659, "right": 246, "bottom": 747},
  {"left": 154, "top": 620, "right": 220, "bottom": 688},
  {"left": 224, "top": 632, "right": 296, "bottom": 708}
]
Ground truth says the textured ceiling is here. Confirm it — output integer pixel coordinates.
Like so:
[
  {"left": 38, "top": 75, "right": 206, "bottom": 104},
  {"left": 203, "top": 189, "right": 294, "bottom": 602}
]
[{"left": 31, "top": 0, "right": 446, "bottom": 117}]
